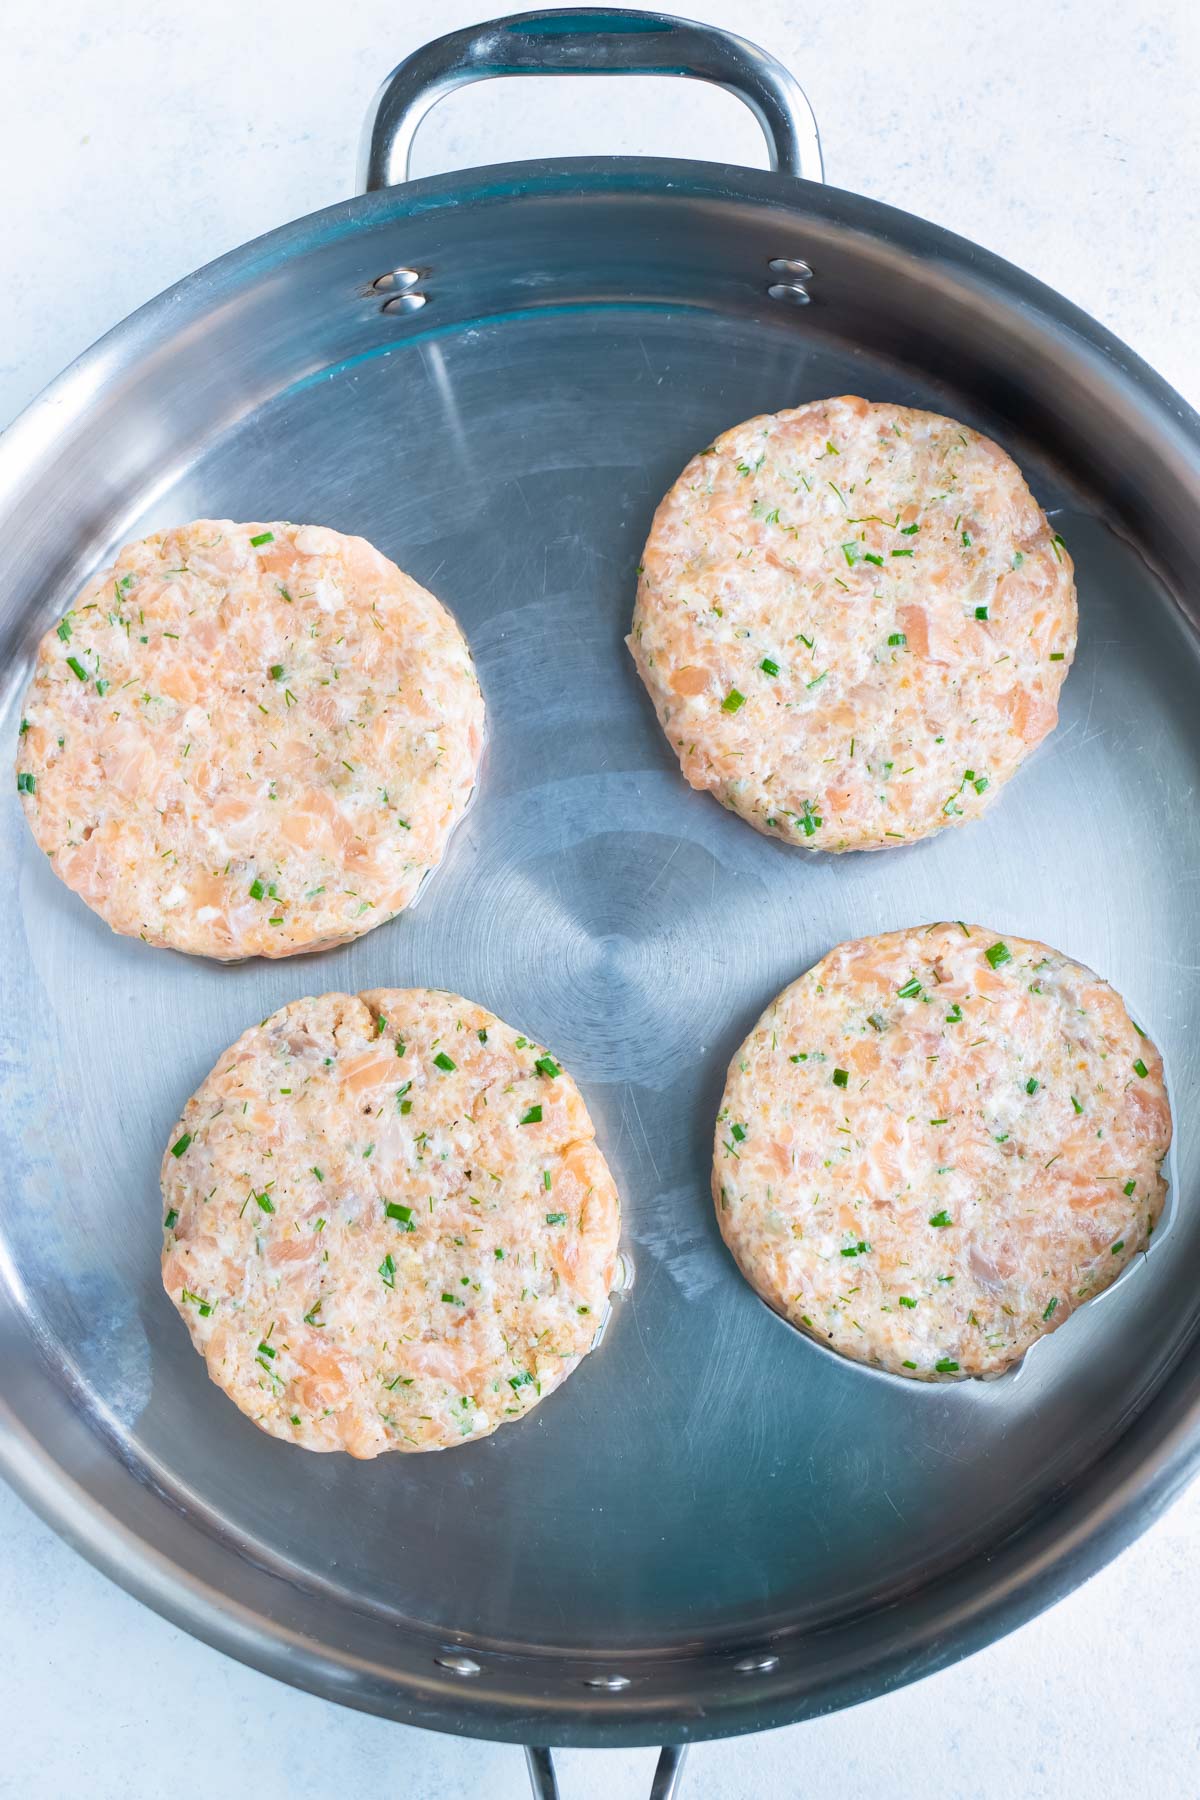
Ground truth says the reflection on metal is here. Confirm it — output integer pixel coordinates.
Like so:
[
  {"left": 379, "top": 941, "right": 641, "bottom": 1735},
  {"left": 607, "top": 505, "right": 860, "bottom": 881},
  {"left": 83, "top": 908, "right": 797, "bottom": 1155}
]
[
  {"left": 373, "top": 268, "right": 423, "bottom": 292},
  {"left": 358, "top": 9, "right": 824, "bottom": 191},
  {"left": 436, "top": 1653, "right": 482, "bottom": 1676}
]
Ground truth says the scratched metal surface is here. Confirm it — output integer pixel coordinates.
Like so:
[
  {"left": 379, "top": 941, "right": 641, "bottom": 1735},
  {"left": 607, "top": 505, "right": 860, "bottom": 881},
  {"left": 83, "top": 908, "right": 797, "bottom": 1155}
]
[{"left": 2, "top": 163, "right": 1200, "bottom": 1745}]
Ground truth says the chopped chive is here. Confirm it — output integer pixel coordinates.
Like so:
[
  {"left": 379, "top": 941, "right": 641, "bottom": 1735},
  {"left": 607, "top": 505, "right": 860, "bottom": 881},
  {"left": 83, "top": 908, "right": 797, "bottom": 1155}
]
[
  {"left": 840, "top": 1240, "right": 869, "bottom": 1257},
  {"left": 1050, "top": 651, "right": 1065, "bottom": 661},
  {"left": 928, "top": 1210, "right": 952, "bottom": 1228},
  {"left": 867, "top": 1013, "right": 887, "bottom": 1032},
  {"left": 441, "top": 1290, "right": 463, "bottom": 1305},
  {"left": 16, "top": 771, "right": 35, "bottom": 795},
  {"left": 520, "top": 1105, "right": 543, "bottom": 1125},
  {"left": 1043, "top": 1297, "right": 1058, "bottom": 1321},
  {"left": 544, "top": 1170, "right": 551, "bottom": 1190},
  {"left": 731, "top": 1122, "right": 747, "bottom": 1142},
  {"left": 887, "top": 632, "right": 907, "bottom": 646},
  {"left": 1050, "top": 534, "right": 1066, "bottom": 560},
  {"left": 890, "top": 548, "right": 914, "bottom": 558},
  {"left": 395, "top": 1039, "right": 406, "bottom": 1057},
  {"left": 832, "top": 1067, "right": 849, "bottom": 1088},
  {"left": 255, "top": 1191, "right": 274, "bottom": 1213},
  {"left": 935, "top": 1357, "right": 960, "bottom": 1373},
  {"left": 385, "top": 1201, "right": 414, "bottom": 1230},
  {"left": 897, "top": 977, "right": 922, "bottom": 999},
  {"left": 66, "top": 655, "right": 88, "bottom": 681},
  {"left": 269, "top": 663, "right": 284, "bottom": 680},
  {"left": 250, "top": 531, "right": 275, "bottom": 547},
  {"left": 545, "top": 1212, "right": 567, "bottom": 1225},
  {"left": 863, "top": 552, "right": 884, "bottom": 567},
  {"left": 170, "top": 1132, "right": 192, "bottom": 1158},
  {"left": 509, "top": 1371, "right": 534, "bottom": 1390},
  {"left": 722, "top": 688, "right": 746, "bottom": 713},
  {"left": 164, "top": 1208, "right": 178, "bottom": 1230},
  {"left": 985, "top": 941, "right": 1011, "bottom": 969},
  {"left": 534, "top": 1056, "right": 561, "bottom": 1079},
  {"left": 478, "top": 1028, "right": 488, "bottom": 1044},
  {"left": 433, "top": 1051, "right": 456, "bottom": 1071},
  {"left": 1123, "top": 1180, "right": 1135, "bottom": 1197},
  {"left": 841, "top": 542, "right": 861, "bottom": 566},
  {"left": 1111, "top": 1240, "right": 1125, "bottom": 1254},
  {"left": 898, "top": 1296, "right": 916, "bottom": 1309},
  {"left": 379, "top": 1255, "right": 396, "bottom": 1287},
  {"left": 257, "top": 1341, "right": 276, "bottom": 1360},
  {"left": 1026, "top": 1077, "right": 1039, "bottom": 1095},
  {"left": 312, "top": 1166, "right": 323, "bottom": 1182},
  {"left": 975, "top": 605, "right": 989, "bottom": 621},
  {"left": 248, "top": 877, "right": 264, "bottom": 900},
  {"left": 973, "top": 775, "right": 989, "bottom": 794},
  {"left": 760, "top": 657, "right": 780, "bottom": 677},
  {"left": 56, "top": 619, "right": 72, "bottom": 641},
  {"left": 1133, "top": 1059, "right": 1149, "bottom": 1079},
  {"left": 945, "top": 1003, "right": 963, "bottom": 1023},
  {"left": 1071, "top": 1095, "right": 1083, "bottom": 1114},
  {"left": 903, "top": 1359, "right": 918, "bottom": 1369}
]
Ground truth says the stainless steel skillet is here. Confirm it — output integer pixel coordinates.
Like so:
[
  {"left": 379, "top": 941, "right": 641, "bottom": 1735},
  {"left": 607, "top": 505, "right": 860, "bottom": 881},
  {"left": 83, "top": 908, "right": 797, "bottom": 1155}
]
[{"left": 2, "top": 11, "right": 1200, "bottom": 1798}]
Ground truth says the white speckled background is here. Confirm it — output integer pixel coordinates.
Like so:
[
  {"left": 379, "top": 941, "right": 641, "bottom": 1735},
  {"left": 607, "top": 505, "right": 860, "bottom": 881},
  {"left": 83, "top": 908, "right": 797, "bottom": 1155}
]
[{"left": 3, "top": 2, "right": 1199, "bottom": 1794}]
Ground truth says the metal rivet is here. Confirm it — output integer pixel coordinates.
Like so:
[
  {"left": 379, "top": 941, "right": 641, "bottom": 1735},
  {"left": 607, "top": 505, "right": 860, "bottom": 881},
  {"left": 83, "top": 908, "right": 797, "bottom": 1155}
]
[
  {"left": 436, "top": 1653, "right": 481, "bottom": 1676},
  {"left": 382, "top": 293, "right": 428, "bottom": 315},
  {"left": 373, "top": 268, "right": 422, "bottom": 292},
  {"left": 767, "top": 283, "right": 811, "bottom": 306},
  {"left": 583, "top": 1674, "right": 631, "bottom": 1690},
  {"left": 768, "top": 257, "right": 813, "bottom": 279},
  {"left": 734, "top": 1654, "right": 780, "bottom": 1674}
]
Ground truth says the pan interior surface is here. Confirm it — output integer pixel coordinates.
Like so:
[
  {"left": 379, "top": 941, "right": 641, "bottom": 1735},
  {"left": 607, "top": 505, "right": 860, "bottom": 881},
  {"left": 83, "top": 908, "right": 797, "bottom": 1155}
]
[{"left": 1, "top": 166, "right": 1199, "bottom": 1739}]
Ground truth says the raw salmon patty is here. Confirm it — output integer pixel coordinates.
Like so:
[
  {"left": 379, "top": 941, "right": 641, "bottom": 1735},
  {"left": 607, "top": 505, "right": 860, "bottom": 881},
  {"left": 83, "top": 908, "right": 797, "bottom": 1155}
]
[
  {"left": 714, "top": 924, "right": 1170, "bottom": 1379},
  {"left": 629, "top": 397, "right": 1076, "bottom": 851},
  {"left": 16, "top": 521, "right": 484, "bottom": 958},
  {"left": 162, "top": 990, "right": 621, "bottom": 1454}
]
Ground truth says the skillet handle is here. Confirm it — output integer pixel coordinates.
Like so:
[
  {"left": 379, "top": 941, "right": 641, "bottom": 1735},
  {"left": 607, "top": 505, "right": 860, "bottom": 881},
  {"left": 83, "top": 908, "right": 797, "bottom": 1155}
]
[
  {"left": 524, "top": 1743, "right": 688, "bottom": 1799},
  {"left": 358, "top": 8, "right": 823, "bottom": 191}
]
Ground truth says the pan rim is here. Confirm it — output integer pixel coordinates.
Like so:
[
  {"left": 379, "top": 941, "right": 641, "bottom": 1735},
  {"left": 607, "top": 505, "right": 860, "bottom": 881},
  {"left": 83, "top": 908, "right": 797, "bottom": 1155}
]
[{"left": 3, "top": 153, "right": 1200, "bottom": 1746}]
